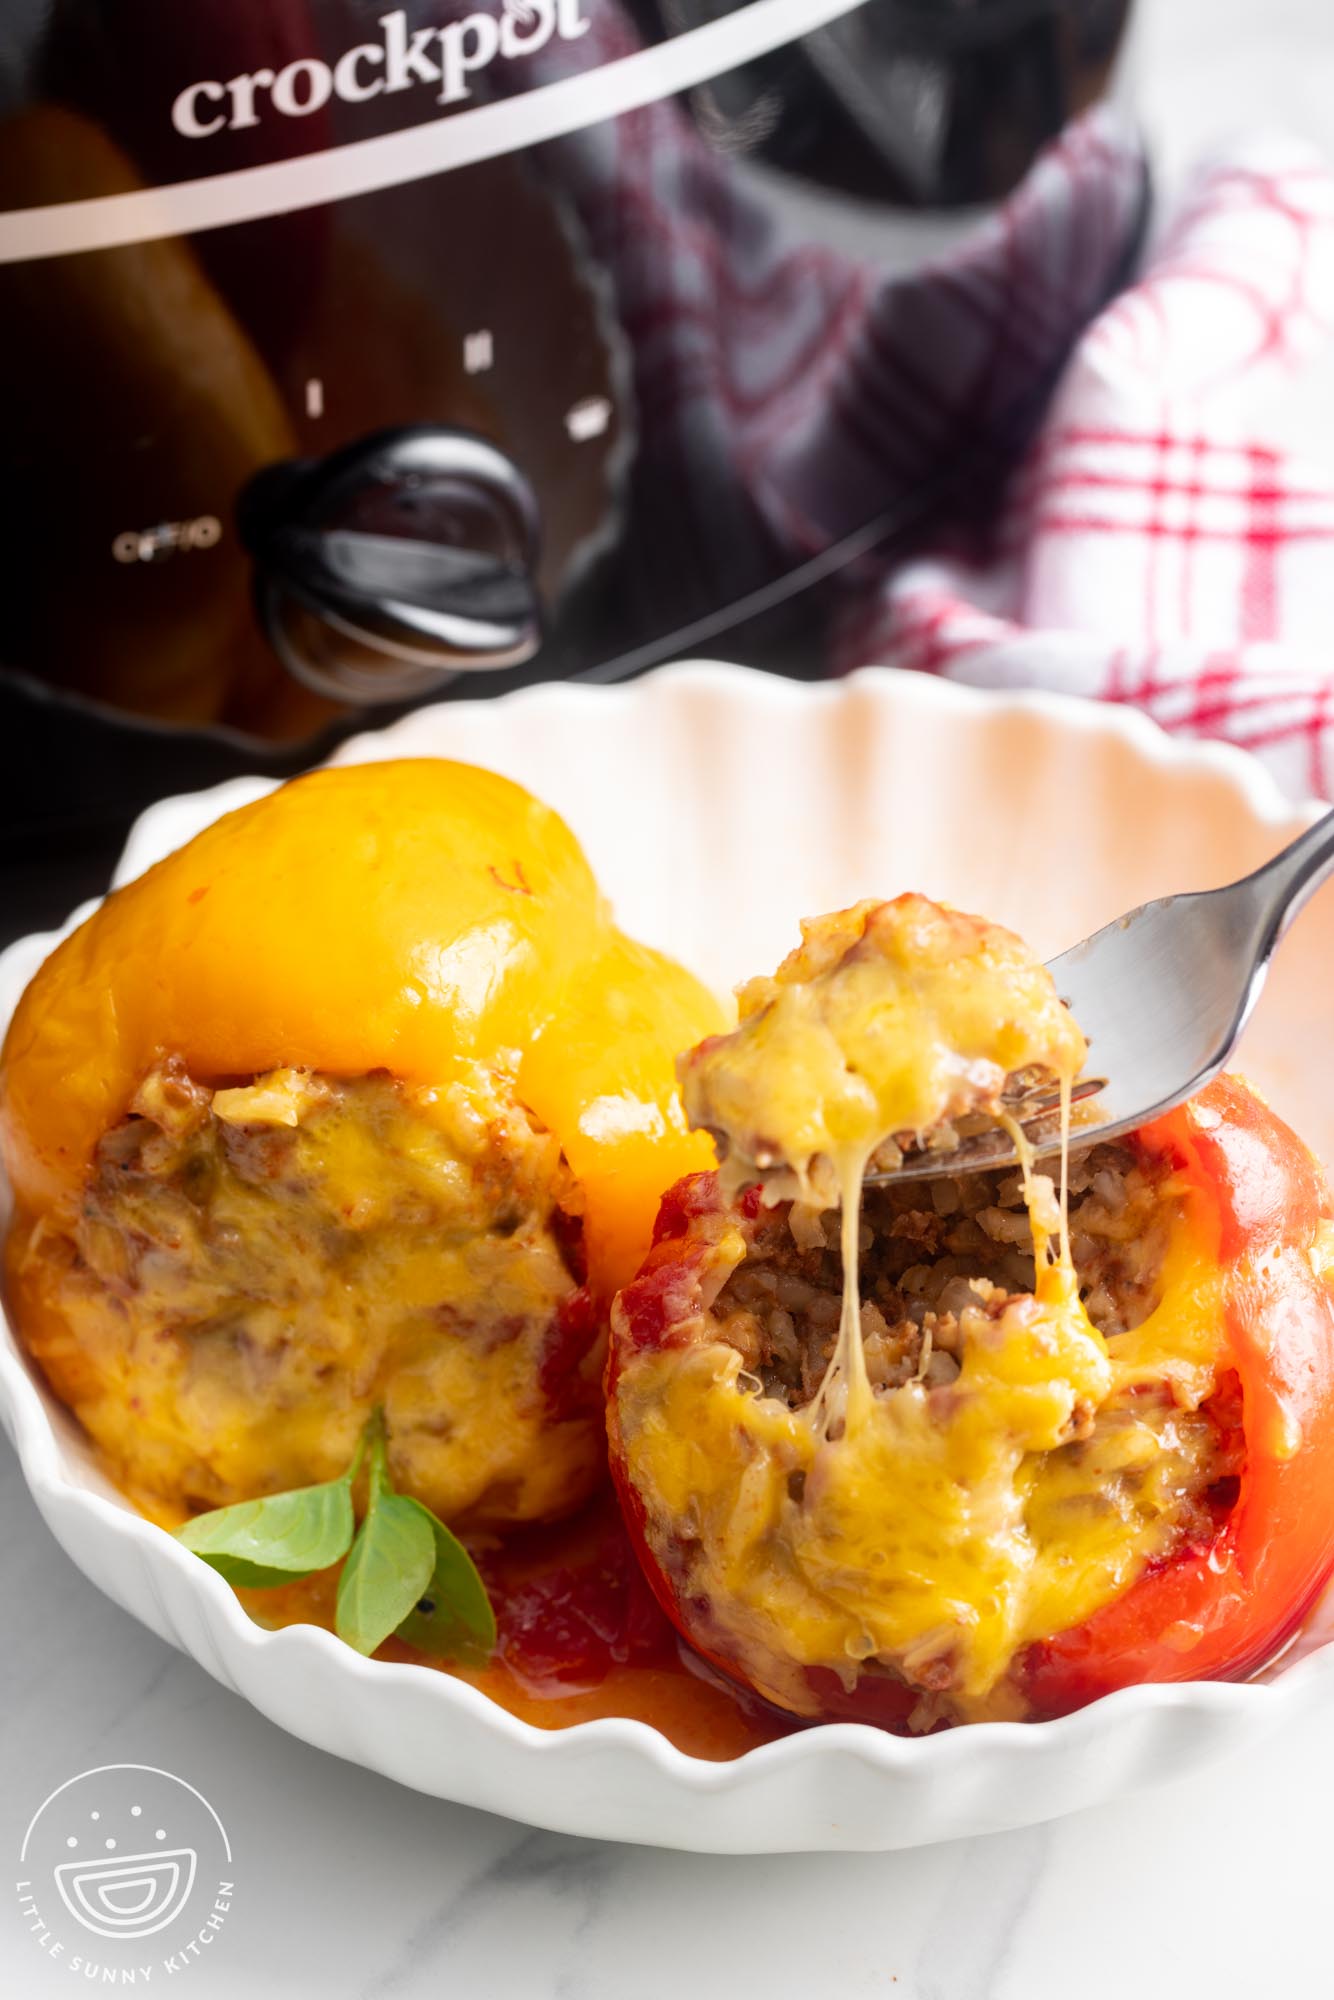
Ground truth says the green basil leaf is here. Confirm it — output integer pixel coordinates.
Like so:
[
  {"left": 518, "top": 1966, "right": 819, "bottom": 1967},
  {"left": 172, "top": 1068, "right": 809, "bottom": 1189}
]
[
  {"left": 183, "top": 1552, "right": 319, "bottom": 1590},
  {"left": 335, "top": 1492, "right": 435, "bottom": 1656},
  {"left": 175, "top": 1479, "right": 355, "bottom": 1588},
  {"left": 393, "top": 1501, "right": 497, "bottom": 1665}
]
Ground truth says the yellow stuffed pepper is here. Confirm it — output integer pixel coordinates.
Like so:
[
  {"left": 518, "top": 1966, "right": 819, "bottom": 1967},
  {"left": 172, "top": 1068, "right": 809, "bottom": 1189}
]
[{"left": 1, "top": 759, "right": 720, "bottom": 1528}]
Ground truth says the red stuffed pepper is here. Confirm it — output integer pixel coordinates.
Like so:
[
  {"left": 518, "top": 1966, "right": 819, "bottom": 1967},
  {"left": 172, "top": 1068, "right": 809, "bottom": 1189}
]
[{"left": 607, "top": 899, "right": 1334, "bottom": 1730}]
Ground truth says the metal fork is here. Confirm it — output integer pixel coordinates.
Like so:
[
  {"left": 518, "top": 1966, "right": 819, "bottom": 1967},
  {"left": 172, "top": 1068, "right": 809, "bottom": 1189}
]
[{"left": 865, "top": 808, "right": 1334, "bottom": 1183}]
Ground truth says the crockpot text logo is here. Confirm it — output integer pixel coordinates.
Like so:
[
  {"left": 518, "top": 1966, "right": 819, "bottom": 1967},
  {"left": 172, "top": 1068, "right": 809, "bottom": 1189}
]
[
  {"left": 14, "top": 1765, "right": 235, "bottom": 1980},
  {"left": 171, "top": 1, "right": 592, "bottom": 138}
]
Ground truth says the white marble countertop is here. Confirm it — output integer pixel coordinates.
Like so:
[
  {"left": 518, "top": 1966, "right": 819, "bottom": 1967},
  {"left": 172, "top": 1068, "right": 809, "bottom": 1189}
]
[{"left": 7, "top": 3, "right": 1334, "bottom": 1995}]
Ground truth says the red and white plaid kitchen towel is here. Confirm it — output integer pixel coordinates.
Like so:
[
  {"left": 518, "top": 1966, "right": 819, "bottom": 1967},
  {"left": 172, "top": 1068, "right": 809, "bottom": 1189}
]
[{"left": 831, "top": 138, "right": 1334, "bottom": 801}]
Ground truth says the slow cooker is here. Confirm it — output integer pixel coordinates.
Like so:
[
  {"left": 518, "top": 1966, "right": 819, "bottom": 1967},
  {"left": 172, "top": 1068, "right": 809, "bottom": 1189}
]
[{"left": 0, "top": 0, "right": 1137, "bottom": 929}]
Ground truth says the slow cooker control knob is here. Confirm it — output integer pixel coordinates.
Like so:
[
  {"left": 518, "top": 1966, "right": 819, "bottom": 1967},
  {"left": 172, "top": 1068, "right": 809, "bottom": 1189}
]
[{"left": 239, "top": 426, "right": 542, "bottom": 704}]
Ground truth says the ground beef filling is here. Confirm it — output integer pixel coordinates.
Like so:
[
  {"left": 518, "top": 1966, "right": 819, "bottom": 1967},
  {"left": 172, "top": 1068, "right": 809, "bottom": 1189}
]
[
  {"left": 714, "top": 1145, "right": 1190, "bottom": 1407},
  {"left": 22, "top": 1059, "right": 601, "bottom": 1526},
  {"left": 667, "top": 1145, "right": 1243, "bottom": 1709}
]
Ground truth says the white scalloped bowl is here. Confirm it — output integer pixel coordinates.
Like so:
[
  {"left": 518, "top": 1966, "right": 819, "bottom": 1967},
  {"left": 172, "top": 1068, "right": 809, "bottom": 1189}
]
[{"left": 5, "top": 663, "right": 1334, "bottom": 1854}]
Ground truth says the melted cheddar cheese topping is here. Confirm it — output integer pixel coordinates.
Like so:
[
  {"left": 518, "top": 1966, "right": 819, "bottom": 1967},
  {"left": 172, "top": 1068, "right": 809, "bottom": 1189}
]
[
  {"left": 619, "top": 1197, "right": 1223, "bottom": 1719},
  {"left": 13, "top": 1063, "right": 601, "bottom": 1525},
  {"left": 679, "top": 896, "right": 1087, "bottom": 1208}
]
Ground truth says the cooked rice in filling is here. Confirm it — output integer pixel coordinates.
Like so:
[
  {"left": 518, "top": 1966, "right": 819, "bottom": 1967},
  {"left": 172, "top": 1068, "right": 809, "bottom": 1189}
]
[{"left": 714, "top": 1145, "right": 1187, "bottom": 1409}]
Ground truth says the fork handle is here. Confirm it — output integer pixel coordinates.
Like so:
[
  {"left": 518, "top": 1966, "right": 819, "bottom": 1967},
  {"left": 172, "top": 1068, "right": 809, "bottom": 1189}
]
[{"left": 1248, "top": 806, "right": 1334, "bottom": 944}]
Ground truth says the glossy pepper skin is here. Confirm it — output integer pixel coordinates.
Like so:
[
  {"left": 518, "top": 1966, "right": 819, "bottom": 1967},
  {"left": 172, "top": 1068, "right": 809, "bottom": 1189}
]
[
  {"left": 1, "top": 759, "right": 720, "bottom": 1299},
  {"left": 607, "top": 1077, "right": 1334, "bottom": 1728},
  {"left": 0, "top": 760, "right": 723, "bottom": 1521},
  {"left": 1017, "top": 1075, "right": 1334, "bottom": 1717}
]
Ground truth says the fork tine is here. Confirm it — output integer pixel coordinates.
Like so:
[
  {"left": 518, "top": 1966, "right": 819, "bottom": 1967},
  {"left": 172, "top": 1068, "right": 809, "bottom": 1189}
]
[{"left": 861, "top": 1075, "right": 1108, "bottom": 1185}]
